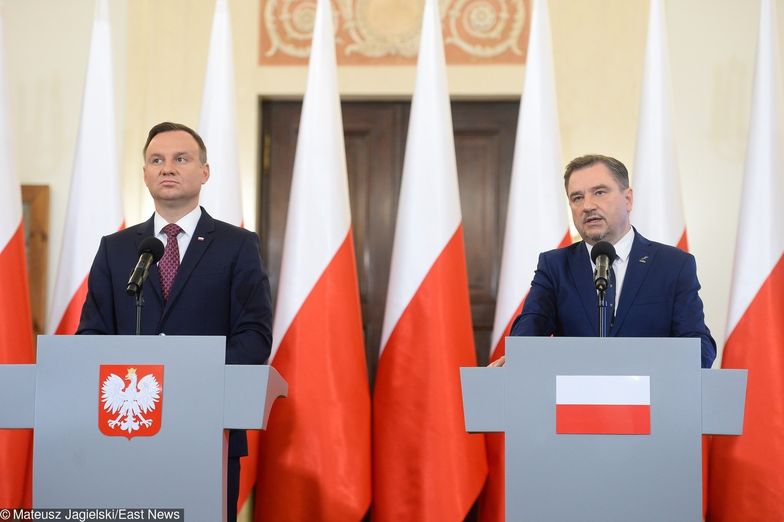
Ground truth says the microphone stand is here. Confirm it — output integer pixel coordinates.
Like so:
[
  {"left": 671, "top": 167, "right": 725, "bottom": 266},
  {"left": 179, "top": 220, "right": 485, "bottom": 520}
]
[
  {"left": 597, "top": 288, "right": 609, "bottom": 337},
  {"left": 134, "top": 286, "right": 144, "bottom": 336}
]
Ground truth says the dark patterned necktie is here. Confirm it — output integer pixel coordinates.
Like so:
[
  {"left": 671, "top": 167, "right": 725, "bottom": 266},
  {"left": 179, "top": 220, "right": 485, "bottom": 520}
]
[{"left": 159, "top": 223, "right": 182, "bottom": 302}]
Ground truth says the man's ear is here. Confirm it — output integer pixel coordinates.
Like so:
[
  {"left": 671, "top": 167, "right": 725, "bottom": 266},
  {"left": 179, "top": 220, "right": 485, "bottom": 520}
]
[
  {"left": 625, "top": 187, "right": 634, "bottom": 212},
  {"left": 202, "top": 162, "right": 210, "bottom": 184}
]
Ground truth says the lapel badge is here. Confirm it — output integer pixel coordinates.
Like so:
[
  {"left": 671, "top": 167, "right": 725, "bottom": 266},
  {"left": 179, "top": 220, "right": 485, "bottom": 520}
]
[
  {"left": 197, "top": 236, "right": 205, "bottom": 241},
  {"left": 639, "top": 255, "right": 649, "bottom": 264}
]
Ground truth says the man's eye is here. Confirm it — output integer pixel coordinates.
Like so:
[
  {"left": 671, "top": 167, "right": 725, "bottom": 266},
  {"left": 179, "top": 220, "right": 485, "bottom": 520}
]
[
  {"left": 150, "top": 158, "right": 162, "bottom": 165},
  {"left": 176, "top": 156, "right": 188, "bottom": 163},
  {"left": 571, "top": 196, "right": 583, "bottom": 203},
  {"left": 594, "top": 190, "right": 605, "bottom": 196}
]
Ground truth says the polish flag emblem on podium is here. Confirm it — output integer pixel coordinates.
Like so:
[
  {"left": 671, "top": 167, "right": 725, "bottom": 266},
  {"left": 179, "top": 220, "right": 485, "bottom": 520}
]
[
  {"left": 556, "top": 375, "right": 651, "bottom": 435},
  {"left": 99, "top": 365, "right": 164, "bottom": 439}
]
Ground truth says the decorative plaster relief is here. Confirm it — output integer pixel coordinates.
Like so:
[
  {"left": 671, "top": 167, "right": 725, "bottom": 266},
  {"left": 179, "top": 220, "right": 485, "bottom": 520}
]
[{"left": 259, "top": 0, "right": 529, "bottom": 64}]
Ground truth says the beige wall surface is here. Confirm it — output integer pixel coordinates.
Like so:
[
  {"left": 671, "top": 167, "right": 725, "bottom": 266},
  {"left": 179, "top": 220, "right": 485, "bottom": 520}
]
[{"left": 4, "top": 0, "right": 782, "bottom": 363}]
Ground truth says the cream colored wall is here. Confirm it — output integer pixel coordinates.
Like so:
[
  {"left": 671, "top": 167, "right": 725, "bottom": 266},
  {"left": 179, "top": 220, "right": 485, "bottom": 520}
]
[{"left": 5, "top": 0, "right": 779, "bottom": 363}]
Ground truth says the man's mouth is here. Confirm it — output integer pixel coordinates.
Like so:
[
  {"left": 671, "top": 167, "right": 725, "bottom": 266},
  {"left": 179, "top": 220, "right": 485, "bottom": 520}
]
[{"left": 584, "top": 215, "right": 603, "bottom": 225}]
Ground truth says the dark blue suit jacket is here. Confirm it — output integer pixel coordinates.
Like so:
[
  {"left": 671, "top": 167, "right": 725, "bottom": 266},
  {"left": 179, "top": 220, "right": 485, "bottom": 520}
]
[
  {"left": 77, "top": 208, "right": 273, "bottom": 456},
  {"left": 510, "top": 230, "right": 716, "bottom": 368}
]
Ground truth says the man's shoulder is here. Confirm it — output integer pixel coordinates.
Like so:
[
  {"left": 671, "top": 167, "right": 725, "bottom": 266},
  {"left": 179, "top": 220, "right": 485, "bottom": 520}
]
[
  {"left": 102, "top": 221, "right": 150, "bottom": 243},
  {"left": 208, "top": 216, "right": 259, "bottom": 241},
  {"left": 540, "top": 241, "right": 582, "bottom": 260},
  {"left": 633, "top": 231, "right": 694, "bottom": 263}
]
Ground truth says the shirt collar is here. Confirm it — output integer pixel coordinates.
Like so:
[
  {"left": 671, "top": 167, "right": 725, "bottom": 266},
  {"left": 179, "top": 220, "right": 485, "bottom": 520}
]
[
  {"left": 585, "top": 226, "right": 635, "bottom": 262},
  {"left": 154, "top": 206, "right": 202, "bottom": 238}
]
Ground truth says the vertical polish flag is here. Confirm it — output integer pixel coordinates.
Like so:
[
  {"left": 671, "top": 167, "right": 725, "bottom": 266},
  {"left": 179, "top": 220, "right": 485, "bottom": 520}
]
[
  {"left": 708, "top": 0, "right": 784, "bottom": 519},
  {"left": 196, "top": 2, "right": 255, "bottom": 514},
  {"left": 482, "top": 1, "right": 569, "bottom": 519},
  {"left": 372, "top": 0, "right": 487, "bottom": 519},
  {"left": 555, "top": 376, "right": 651, "bottom": 435},
  {"left": 632, "top": 0, "right": 688, "bottom": 251},
  {"left": 198, "top": 0, "right": 243, "bottom": 227},
  {"left": 0, "top": 11, "right": 34, "bottom": 509},
  {"left": 48, "top": 0, "right": 123, "bottom": 335},
  {"left": 254, "top": 0, "right": 371, "bottom": 519}
]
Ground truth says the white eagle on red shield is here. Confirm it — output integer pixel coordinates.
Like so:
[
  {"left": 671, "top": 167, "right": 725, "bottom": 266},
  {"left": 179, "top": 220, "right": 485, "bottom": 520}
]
[{"left": 99, "top": 365, "right": 163, "bottom": 438}]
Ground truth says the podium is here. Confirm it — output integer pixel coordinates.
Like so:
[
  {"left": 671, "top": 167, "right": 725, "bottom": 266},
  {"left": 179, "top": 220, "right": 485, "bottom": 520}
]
[
  {"left": 461, "top": 337, "right": 747, "bottom": 522},
  {"left": 0, "top": 335, "right": 287, "bottom": 521}
]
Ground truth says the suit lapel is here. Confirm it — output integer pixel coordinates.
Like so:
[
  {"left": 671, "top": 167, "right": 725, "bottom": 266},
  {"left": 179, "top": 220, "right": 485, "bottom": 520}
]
[
  {"left": 567, "top": 242, "right": 600, "bottom": 333},
  {"left": 135, "top": 216, "right": 164, "bottom": 304},
  {"left": 611, "top": 231, "right": 655, "bottom": 335},
  {"left": 162, "top": 210, "right": 215, "bottom": 318}
]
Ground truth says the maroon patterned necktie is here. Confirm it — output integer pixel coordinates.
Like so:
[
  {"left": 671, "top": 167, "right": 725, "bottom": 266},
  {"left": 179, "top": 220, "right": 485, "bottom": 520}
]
[{"left": 159, "top": 223, "right": 182, "bottom": 302}]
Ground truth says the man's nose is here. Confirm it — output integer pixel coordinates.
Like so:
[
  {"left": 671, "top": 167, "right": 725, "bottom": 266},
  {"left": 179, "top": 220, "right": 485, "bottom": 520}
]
[{"left": 160, "top": 160, "right": 177, "bottom": 173}]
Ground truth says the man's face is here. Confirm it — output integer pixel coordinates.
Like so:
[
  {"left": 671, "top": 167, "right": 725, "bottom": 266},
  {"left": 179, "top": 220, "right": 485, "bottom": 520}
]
[
  {"left": 143, "top": 130, "right": 209, "bottom": 208},
  {"left": 566, "top": 162, "right": 633, "bottom": 245}
]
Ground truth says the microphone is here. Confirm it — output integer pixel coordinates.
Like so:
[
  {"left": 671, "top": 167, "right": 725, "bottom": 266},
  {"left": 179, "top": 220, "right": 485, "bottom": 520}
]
[
  {"left": 591, "top": 241, "right": 616, "bottom": 292},
  {"left": 126, "top": 237, "right": 165, "bottom": 296}
]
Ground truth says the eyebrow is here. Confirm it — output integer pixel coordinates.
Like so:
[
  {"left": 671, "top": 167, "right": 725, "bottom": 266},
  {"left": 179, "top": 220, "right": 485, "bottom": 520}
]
[
  {"left": 147, "top": 151, "right": 192, "bottom": 159},
  {"left": 568, "top": 184, "right": 612, "bottom": 199}
]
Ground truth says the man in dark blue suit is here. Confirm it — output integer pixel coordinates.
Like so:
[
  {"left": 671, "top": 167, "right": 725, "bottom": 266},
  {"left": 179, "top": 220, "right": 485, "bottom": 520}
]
[
  {"left": 503, "top": 154, "right": 716, "bottom": 368},
  {"left": 77, "top": 122, "right": 272, "bottom": 521}
]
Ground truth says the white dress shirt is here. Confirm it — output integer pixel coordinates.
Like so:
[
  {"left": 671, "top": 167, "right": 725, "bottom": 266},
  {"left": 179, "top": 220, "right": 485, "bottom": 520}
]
[
  {"left": 586, "top": 227, "right": 635, "bottom": 315},
  {"left": 153, "top": 206, "right": 202, "bottom": 262}
]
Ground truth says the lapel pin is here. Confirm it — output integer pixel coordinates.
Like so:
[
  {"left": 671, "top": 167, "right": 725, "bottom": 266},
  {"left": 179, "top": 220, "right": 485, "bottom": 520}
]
[
  {"left": 639, "top": 255, "right": 649, "bottom": 264},
  {"left": 197, "top": 236, "right": 205, "bottom": 241}
]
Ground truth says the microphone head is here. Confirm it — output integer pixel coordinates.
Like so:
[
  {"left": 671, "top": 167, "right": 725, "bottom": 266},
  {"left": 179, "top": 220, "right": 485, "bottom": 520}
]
[
  {"left": 591, "top": 241, "right": 616, "bottom": 265},
  {"left": 138, "top": 237, "right": 165, "bottom": 263}
]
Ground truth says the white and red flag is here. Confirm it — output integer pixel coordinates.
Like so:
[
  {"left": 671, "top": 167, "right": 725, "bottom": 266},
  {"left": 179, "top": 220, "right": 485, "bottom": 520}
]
[
  {"left": 555, "top": 376, "right": 651, "bottom": 435},
  {"left": 372, "top": 0, "right": 487, "bottom": 519},
  {"left": 0, "top": 11, "right": 34, "bottom": 509},
  {"left": 632, "top": 0, "right": 688, "bottom": 251},
  {"left": 482, "top": 0, "right": 569, "bottom": 519},
  {"left": 255, "top": 0, "right": 371, "bottom": 519},
  {"left": 198, "top": 0, "right": 243, "bottom": 227},
  {"left": 708, "top": 0, "right": 784, "bottom": 519},
  {"left": 48, "top": 0, "right": 123, "bottom": 335},
  {"left": 196, "top": 2, "right": 258, "bottom": 513}
]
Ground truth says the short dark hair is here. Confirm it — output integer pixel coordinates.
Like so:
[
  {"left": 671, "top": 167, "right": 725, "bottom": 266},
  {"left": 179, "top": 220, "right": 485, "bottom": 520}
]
[
  {"left": 564, "top": 154, "right": 629, "bottom": 192},
  {"left": 143, "top": 122, "right": 207, "bottom": 164}
]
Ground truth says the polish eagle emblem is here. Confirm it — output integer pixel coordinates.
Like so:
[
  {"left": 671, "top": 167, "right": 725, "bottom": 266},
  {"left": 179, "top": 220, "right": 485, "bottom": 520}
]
[{"left": 98, "top": 365, "right": 164, "bottom": 438}]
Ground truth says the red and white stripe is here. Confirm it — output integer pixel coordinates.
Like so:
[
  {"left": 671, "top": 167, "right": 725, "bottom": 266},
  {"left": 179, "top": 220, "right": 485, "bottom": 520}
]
[
  {"left": 373, "top": 0, "right": 487, "bottom": 519},
  {"left": 555, "top": 376, "right": 651, "bottom": 435},
  {"left": 708, "top": 0, "right": 784, "bottom": 519},
  {"left": 481, "top": 1, "right": 568, "bottom": 520},
  {"left": 0, "top": 11, "right": 34, "bottom": 508},
  {"left": 255, "top": 0, "right": 371, "bottom": 519},
  {"left": 632, "top": 0, "right": 688, "bottom": 251},
  {"left": 48, "top": 0, "right": 123, "bottom": 335},
  {"left": 198, "top": 0, "right": 243, "bottom": 227},
  {"left": 196, "top": 2, "right": 258, "bottom": 512}
]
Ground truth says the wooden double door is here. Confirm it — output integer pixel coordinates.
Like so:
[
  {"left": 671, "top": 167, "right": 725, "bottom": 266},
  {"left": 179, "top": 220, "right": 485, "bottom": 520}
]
[{"left": 259, "top": 100, "right": 520, "bottom": 383}]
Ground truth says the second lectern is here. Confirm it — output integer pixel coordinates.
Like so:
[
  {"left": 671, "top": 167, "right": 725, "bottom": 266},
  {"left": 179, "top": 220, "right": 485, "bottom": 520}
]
[{"left": 461, "top": 337, "right": 747, "bottom": 522}]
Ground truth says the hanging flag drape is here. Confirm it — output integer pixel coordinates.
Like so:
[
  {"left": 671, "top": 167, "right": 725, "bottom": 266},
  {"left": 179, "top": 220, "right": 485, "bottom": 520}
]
[
  {"left": 48, "top": 0, "right": 123, "bottom": 336},
  {"left": 708, "top": 0, "right": 784, "bottom": 519},
  {"left": 0, "top": 10, "right": 34, "bottom": 509},
  {"left": 481, "top": 1, "right": 569, "bottom": 520},
  {"left": 373, "top": 0, "right": 487, "bottom": 519},
  {"left": 255, "top": 0, "right": 371, "bottom": 519},
  {"left": 632, "top": 0, "right": 688, "bottom": 251},
  {"left": 198, "top": 0, "right": 243, "bottom": 227}
]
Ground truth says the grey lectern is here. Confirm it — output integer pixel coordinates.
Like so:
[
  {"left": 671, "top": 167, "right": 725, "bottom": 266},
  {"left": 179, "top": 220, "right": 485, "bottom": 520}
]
[
  {"left": 461, "top": 337, "right": 747, "bottom": 522},
  {"left": 0, "top": 335, "right": 287, "bottom": 522}
]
